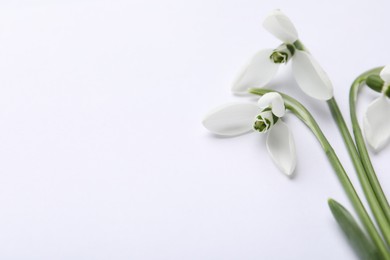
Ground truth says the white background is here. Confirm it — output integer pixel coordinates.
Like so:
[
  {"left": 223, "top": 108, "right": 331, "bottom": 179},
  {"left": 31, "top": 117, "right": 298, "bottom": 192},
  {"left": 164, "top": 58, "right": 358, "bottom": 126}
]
[{"left": 0, "top": 0, "right": 389, "bottom": 259}]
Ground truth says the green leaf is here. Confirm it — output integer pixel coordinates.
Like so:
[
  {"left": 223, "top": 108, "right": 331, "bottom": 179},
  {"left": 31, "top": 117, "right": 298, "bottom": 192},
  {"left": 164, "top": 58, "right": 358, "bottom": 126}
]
[{"left": 328, "top": 198, "right": 383, "bottom": 260}]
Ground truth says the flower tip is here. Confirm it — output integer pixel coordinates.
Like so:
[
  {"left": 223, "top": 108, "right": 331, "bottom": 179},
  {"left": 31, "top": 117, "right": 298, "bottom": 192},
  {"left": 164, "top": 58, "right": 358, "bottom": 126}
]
[
  {"left": 280, "top": 157, "right": 296, "bottom": 177},
  {"left": 280, "top": 165, "right": 295, "bottom": 177},
  {"left": 263, "top": 9, "right": 298, "bottom": 43},
  {"left": 365, "top": 137, "right": 387, "bottom": 153},
  {"left": 364, "top": 132, "right": 387, "bottom": 152},
  {"left": 369, "top": 143, "right": 382, "bottom": 153},
  {"left": 319, "top": 90, "right": 334, "bottom": 101}
]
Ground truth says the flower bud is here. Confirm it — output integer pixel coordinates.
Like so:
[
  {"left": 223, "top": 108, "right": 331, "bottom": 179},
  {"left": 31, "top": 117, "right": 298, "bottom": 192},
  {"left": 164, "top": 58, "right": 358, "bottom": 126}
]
[{"left": 366, "top": 75, "right": 384, "bottom": 93}]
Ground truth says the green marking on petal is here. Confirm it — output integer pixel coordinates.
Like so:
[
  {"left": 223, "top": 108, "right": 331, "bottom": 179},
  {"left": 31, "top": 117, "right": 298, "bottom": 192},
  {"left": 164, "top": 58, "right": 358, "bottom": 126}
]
[
  {"left": 269, "top": 43, "right": 294, "bottom": 64},
  {"left": 253, "top": 118, "right": 270, "bottom": 132},
  {"left": 253, "top": 109, "right": 279, "bottom": 133},
  {"left": 270, "top": 51, "right": 288, "bottom": 64}
]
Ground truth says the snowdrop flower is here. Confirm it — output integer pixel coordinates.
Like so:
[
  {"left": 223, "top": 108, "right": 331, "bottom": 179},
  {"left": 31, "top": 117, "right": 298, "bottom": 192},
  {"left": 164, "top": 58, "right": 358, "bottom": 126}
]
[
  {"left": 232, "top": 10, "right": 334, "bottom": 101},
  {"left": 363, "top": 65, "right": 390, "bottom": 151},
  {"left": 202, "top": 92, "right": 296, "bottom": 176}
]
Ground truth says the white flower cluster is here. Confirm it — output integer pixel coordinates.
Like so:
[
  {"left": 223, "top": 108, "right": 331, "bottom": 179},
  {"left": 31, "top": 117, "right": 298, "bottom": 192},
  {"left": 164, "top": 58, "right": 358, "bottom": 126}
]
[{"left": 203, "top": 10, "right": 328, "bottom": 176}]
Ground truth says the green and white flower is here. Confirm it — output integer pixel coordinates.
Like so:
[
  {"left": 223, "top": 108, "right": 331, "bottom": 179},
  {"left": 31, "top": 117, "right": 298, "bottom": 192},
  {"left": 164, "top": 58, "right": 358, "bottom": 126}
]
[
  {"left": 202, "top": 92, "right": 296, "bottom": 176},
  {"left": 363, "top": 65, "right": 390, "bottom": 151},
  {"left": 232, "top": 10, "right": 334, "bottom": 101}
]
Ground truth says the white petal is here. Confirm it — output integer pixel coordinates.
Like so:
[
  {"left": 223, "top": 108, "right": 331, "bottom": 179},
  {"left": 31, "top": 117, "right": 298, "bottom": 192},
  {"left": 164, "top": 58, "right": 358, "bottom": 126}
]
[
  {"left": 232, "top": 49, "right": 280, "bottom": 94},
  {"left": 266, "top": 120, "right": 296, "bottom": 176},
  {"left": 380, "top": 65, "right": 390, "bottom": 84},
  {"left": 258, "top": 92, "right": 285, "bottom": 117},
  {"left": 263, "top": 10, "right": 299, "bottom": 43},
  {"left": 202, "top": 103, "right": 260, "bottom": 136},
  {"left": 292, "top": 50, "right": 334, "bottom": 100},
  {"left": 363, "top": 96, "right": 390, "bottom": 151}
]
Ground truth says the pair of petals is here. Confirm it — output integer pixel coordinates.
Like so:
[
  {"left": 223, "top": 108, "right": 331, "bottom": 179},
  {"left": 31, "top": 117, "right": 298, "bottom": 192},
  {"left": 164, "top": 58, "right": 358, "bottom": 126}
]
[
  {"left": 202, "top": 94, "right": 296, "bottom": 176},
  {"left": 232, "top": 48, "right": 334, "bottom": 101}
]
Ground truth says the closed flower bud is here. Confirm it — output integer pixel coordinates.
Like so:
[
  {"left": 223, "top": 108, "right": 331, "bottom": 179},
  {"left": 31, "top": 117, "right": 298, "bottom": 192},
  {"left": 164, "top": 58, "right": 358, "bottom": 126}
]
[{"left": 366, "top": 75, "right": 384, "bottom": 93}]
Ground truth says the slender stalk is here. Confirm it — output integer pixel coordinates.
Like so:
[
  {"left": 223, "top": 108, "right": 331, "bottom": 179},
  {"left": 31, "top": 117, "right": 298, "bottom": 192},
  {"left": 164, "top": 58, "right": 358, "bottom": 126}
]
[
  {"left": 250, "top": 88, "right": 390, "bottom": 259},
  {"left": 327, "top": 98, "right": 390, "bottom": 245},
  {"left": 349, "top": 67, "right": 390, "bottom": 224}
]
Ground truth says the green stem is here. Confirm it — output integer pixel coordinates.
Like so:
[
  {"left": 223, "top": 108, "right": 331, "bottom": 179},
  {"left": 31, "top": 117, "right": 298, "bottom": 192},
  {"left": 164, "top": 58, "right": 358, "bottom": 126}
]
[
  {"left": 327, "top": 98, "right": 390, "bottom": 246},
  {"left": 349, "top": 67, "right": 390, "bottom": 224},
  {"left": 249, "top": 88, "right": 390, "bottom": 259}
]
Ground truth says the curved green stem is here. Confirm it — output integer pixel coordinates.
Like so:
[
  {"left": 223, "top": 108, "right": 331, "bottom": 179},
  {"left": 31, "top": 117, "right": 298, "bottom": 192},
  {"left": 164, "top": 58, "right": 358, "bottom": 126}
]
[
  {"left": 349, "top": 67, "right": 390, "bottom": 224},
  {"left": 250, "top": 88, "right": 390, "bottom": 259},
  {"left": 327, "top": 98, "right": 390, "bottom": 246}
]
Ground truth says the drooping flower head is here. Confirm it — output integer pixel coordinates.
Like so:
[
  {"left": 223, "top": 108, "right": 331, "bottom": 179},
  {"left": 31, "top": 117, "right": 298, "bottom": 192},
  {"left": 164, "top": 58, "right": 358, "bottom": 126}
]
[
  {"left": 202, "top": 92, "right": 296, "bottom": 176},
  {"left": 363, "top": 65, "right": 390, "bottom": 151},
  {"left": 232, "top": 10, "right": 334, "bottom": 101}
]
